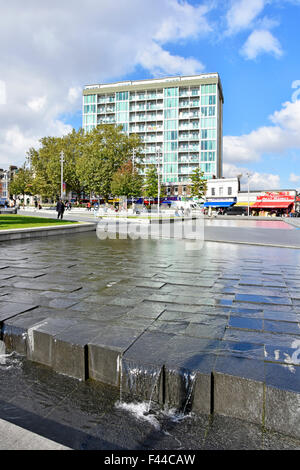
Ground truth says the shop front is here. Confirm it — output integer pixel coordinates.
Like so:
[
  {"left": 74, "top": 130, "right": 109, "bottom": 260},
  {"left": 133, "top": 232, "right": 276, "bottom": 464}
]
[
  {"left": 251, "top": 191, "right": 296, "bottom": 217},
  {"left": 203, "top": 198, "right": 236, "bottom": 215}
]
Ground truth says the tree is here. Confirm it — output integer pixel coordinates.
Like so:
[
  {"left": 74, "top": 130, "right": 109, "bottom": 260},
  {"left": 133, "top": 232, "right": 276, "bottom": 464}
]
[
  {"left": 76, "top": 124, "right": 143, "bottom": 201},
  {"left": 9, "top": 166, "right": 33, "bottom": 199},
  {"left": 143, "top": 165, "right": 158, "bottom": 200},
  {"left": 27, "top": 128, "right": 86, "bottom": 199},
  {"left": 190, "top": 167, "right": 207, "bottom": 200},
  {"left": 111, "top": 160, "right": 143, "bottom": 198}
]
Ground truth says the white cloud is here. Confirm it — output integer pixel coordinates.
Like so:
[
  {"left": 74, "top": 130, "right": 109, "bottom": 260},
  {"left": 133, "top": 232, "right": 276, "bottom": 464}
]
[
  {"left": 241, "top": 29, "right": 283, "bottom": 59},
  {"left": 0, "top": 0, "right": 211, "bottom": 169},
  {"left": 289, "top": 173, "right": 300, "bottom": 183},
  {"left": 137, "top": 42, "right": 204, "bottom": 77},
  {"left": 223, "top": 100, "right": 300, "bottom": 164},
  {"left": 154, "top": 1, "right": 212, "bottom": 42},
  {"left": 223, "top": 162, "right": 280, "bottom": 190},
  {"left": 226, "top": 0, "right": 268, "bottom": 35},
  {"left": 27, "top": 96, "right": 47, "bottom": 113},
  {"left": 68, "top": 87, "right": 82, "bottom": 104},
  {"left": 0, "top": 81, "right": 6, "bottom": 105}
]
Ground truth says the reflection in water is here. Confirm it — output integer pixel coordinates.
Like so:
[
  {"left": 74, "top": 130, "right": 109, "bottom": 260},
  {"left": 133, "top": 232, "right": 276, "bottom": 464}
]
[{"left": 205, "top": 219, "right": 294, "bottom": 230}]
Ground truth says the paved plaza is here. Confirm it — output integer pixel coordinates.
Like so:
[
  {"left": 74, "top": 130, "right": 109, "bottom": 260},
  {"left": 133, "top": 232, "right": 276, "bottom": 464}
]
[{"left": 0, "top": 228, "right": 300, "bottom": 448}]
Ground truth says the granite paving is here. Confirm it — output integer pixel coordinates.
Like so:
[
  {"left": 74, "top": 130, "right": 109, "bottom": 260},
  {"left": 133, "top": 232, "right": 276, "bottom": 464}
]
[{"left": 0, "top": 232, "right": 300, "bottom": 440}]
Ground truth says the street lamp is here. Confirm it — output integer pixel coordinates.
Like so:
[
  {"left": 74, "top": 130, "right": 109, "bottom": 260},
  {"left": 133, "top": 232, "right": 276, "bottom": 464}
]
[
  {"left": 132, "top": 148, "right": 135, "bottom": 209},
  {"left": 246, "top": 172, "right": 250, "bottom": 217},
  {"left": 156, "top": 148, "right": 161, "bottom": 217},
  {"left": 60, "top": 151, "right": 64, "bottom": 200}
]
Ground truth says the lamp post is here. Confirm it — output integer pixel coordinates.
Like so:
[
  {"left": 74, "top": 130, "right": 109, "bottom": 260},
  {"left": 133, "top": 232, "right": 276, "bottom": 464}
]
[
  {"left": 188, "top": 155, "right": 192, "bottom": 196},
  {"left": 60, "top": 151, "right": 64, "bottom": 200},
  {"left": 132, "top": 148, "right": 135, "bottom": 209},
  {"left": 156, "top": 148, "right": 161, "bottom": 217},
  {"left": 246, "top": 172, "right": 250, "bottom": 216}
]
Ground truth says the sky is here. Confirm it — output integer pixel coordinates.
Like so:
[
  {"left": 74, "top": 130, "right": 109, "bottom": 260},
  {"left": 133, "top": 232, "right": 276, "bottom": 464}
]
[{"left": 0, "top": 0, "right": 300, "bottom": 190}]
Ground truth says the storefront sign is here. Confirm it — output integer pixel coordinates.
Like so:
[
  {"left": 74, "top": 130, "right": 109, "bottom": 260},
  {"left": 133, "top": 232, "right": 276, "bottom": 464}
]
[{"left": 257, "top": 191, "right": 295, "bottom": 202}]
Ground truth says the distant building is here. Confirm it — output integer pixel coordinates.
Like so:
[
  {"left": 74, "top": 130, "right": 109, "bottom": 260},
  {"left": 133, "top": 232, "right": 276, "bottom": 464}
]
[
  {"left": 83, "top": 73, "right": 224, "bottom": 195},
  {"left": 0, "top": 165, "right": 19, "bottom": 201},
  {"left": 0, "top": 168, "right": 9, "bottom": 200},
  {"left": 203, "top": 176, "right": 240, "bottom": 210},
  {"left": 237, "top": 189, "right": 297, "bottom": 215}
]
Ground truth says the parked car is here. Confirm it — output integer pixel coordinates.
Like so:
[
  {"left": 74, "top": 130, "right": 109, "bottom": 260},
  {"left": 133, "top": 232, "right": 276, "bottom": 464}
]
[{"left": 224, "top": 206, "right": 249, "bottom": 216}]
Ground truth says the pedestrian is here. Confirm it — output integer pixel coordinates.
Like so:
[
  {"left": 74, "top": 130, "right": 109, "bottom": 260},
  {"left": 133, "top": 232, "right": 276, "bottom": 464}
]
[
  {"left": 56, "top": 199, "right": 65, "bottom": 219},
  {"left": 87, "top": 202, "right": 91, "bottom": 211},
  {"left": 34, "top": 200, "right": 38, "bottom": 210}
]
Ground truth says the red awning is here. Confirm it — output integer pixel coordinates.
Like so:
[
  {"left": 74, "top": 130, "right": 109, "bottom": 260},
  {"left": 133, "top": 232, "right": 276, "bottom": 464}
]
[{"left": 252, "top": 201, "right": 293, "bottom": 209}]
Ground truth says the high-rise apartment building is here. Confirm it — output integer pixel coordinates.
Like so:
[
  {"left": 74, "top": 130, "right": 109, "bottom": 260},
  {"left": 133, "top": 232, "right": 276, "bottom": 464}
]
[{"left": 82, "top": 73, "right": 223, "bottom": 195}]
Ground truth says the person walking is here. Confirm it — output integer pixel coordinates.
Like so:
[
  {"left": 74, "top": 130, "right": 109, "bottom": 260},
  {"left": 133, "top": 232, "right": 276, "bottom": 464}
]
[{"left": 56, "top": 199, "right": 65, "bottom": 219}]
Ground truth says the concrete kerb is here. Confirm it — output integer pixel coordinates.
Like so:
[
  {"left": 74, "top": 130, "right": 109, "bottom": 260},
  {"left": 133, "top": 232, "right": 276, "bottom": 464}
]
[{"left": 204, "top": 238, "right": 300, "bottom": 250}]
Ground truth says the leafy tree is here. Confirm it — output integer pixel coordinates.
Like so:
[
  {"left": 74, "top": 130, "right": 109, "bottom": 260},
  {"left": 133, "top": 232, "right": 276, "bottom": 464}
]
[
  {"left": 190, "top": 167, "right": 207, "bottom": 200},
  {"left": 143, "top": 164, "right": 166, "bottom": 200},
  {"left": 111, "top": 160, "right": 143, "bottom": 198},
  {"left": 9, "top": 166, "right": 34, "bottom": 199},
  {"left": 28, "top": 128, "right": 86, "bottom": 199},
  {"left": 76, "top": 124, "right": 142, "bottom": 201}
]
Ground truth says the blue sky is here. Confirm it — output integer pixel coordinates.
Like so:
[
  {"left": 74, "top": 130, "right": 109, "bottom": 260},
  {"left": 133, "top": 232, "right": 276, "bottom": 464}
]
[{"left": 0, "top": 0, "right": 300, "bottom": 190}]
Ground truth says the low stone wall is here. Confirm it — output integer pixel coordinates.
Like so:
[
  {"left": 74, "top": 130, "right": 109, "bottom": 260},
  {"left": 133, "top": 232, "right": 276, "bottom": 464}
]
[
  {"left": 0, "top": 208, "right": 17, "bottom": 214},
  {"left": 0, "top": 222, "right": 96, "bottom": 242}
]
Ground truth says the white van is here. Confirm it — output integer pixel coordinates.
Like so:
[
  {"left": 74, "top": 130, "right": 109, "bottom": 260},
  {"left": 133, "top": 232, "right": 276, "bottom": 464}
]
[{"left": 170, "top": 201, "right": 202, "bottom": 212}]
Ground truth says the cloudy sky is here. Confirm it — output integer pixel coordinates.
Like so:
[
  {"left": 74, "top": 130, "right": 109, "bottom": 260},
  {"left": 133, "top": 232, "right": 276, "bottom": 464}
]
[{"left": 0, "top": 0, "right": 300, "bottom": 190}]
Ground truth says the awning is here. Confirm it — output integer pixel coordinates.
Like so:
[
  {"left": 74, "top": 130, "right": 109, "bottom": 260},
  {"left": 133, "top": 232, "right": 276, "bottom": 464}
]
[
  {"left": 234, "top": 202, "right": 255, "bottom": 207},
  {"left": 251, "top": 201, "right": 294, "bottom": 209},
  {"left": 203, "top": 201, "right": 235, "bottom": 208}
]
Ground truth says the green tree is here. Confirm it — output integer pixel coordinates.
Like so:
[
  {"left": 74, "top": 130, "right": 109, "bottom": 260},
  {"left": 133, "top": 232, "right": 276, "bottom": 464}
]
[
  {"left": 111, "top": 160, "right": 143, "bottom": 198},
  {"left": 9, "top": 166, "right": 33, "bottom": 199},
  {"left": 28, "top": 128, "right": 86, "bottom": 199},
  {"left": 143, "top": 164, "right": 158, "bottom": 200},
  {"left": 190, "top": 167, "right": 207, "bottom": 200},
  {"left": 76, "top": 124, "right": 142, "bottom": 201}
]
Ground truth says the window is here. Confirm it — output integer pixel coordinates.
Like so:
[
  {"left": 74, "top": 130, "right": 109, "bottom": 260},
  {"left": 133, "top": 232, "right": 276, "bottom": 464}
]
[
  {"left": 164, "top": 131, "right": 178, "bottom": 140},
  {"left": 201, "top": 84, "right": 217, "bottom": 94},
  {"left": 164, "top": 120, "right": 177, "bottom": 130},
  {"left": 116, "top": 91, "right": 128, "bottom": 101},
  {"left": 164, "top": 141, "right": 178, "bottom": 152},
  {"left": 165, "top": 98, "right": 178, "bottom": 108},
  {"left": 228, "top": 187, "right": 232, "bottom": 195},
  {"left": 164, "top": 87, "right": 178, "bottom": 97},
  {"left": 164, "top": 108, "right": 178, "bottom": 119},
  {"left": 219, "top": 187, "right": 223, "bottom": 196},
  {"left": 116, "top": 102, "right": 128, "bottom": 112},
  {"left": 211, "top": 188, "right": 215, "bottom": 196}
]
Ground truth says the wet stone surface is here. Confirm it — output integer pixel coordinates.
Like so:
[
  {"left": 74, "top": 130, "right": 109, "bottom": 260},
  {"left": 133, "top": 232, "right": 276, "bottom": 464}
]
[{"left": 0, "top": 233, "right": 300, "bottom": 443}]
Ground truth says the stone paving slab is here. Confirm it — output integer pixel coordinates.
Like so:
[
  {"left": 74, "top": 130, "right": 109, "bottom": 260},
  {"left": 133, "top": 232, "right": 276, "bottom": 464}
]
[
  {"left": 1, "top": 233, "right": 300, "bottom": 439},
  {"left": 0, "top": 418, "right": 70, "bottom": 450}
]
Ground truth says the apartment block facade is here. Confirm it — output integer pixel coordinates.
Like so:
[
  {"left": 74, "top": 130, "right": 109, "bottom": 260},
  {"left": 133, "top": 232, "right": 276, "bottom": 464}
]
[{"left": 82, "top": 74, "right": 224, "bottom": 193}]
